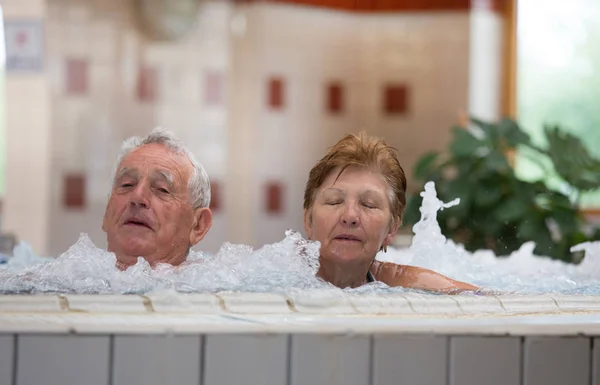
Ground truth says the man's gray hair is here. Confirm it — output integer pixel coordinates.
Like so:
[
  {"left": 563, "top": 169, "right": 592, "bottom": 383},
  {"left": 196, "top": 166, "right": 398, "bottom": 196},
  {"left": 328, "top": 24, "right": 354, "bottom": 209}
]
[{"left": 113, "top": 128, "right": 211, "bottom": 208}]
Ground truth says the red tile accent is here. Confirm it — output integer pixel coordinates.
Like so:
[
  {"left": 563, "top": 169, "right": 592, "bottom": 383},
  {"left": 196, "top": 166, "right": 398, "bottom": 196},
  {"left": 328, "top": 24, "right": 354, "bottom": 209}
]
[
  {"left": 265, "top": 181, "right": 284, "bottom": 215},
  {"left": 65, "top": 58, "right": 88, "bottom": 95},
  {"left": 234, "top": 0, "right": 474, "bottom": 13},
  {"left": 384, "top": 84, "right": 409, "bottom": 115},
  {"left": 137, "top": 66, "right": 158, "bottom": 102},
  {"left": 209, "top": 180, "right": 222, "bottom": 212},
  {"left": 268, "top": 77, "right": 285, "bottom": 110},
  {"left": 327, "top": 82, "right": 344, "bottom": 114},
  {"left": 63, "top": 173, "right": 86, "bottom": 209},
  {"left": 205, "top": 71, "right": 224, "bottom": 106}
]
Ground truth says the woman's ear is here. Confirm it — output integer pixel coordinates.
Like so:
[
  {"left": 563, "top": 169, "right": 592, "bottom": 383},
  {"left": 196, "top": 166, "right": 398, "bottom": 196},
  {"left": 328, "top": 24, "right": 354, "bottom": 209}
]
[
  {"left": 303, "top": 209, "right": 312, "bottom": 239},
  {"left": 383, "top": 215, "right": 400, "bottom": 249}
]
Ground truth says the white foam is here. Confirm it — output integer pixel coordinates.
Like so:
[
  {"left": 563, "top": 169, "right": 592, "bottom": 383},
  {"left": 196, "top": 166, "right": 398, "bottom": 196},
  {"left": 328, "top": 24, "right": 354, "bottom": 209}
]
[{"left": 1, "top": 181, "right": 599, "bottom": 295}]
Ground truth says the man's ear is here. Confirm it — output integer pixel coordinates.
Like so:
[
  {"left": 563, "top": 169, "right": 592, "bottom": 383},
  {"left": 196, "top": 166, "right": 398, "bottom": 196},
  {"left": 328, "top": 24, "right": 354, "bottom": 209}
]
[
  {"left": 189, "top": 207, "right": 213, "bottom": 246},
  {"left": 303, "top": 209, "right": 312, "bottom": 239}
]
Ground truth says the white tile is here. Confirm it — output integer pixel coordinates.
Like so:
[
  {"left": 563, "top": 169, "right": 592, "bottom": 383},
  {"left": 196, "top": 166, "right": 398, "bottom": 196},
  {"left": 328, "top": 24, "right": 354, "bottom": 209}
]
[
  {"left": 0, "top": 295, "right": 63, "bottom": 312},
  {"left": 499, "top": 295, "right": 560, "bottom": 314},
  {"left": 218, "top": 292, "right": 291, "bottom": 314},
  {"left": 289, "top": 290, "right": 356, "bottom": 314},
  {"left": 65, "top": 294, "right": 148, "bottom": 313},
  {"left": 593, "top": 338, "right": 600, "bottom": 385},
  {"left": 148, "top": 293, "right": 222, "bottom": 313},
  {"left": 17, "top": 335, "right": 110, "bottom": 385},
  {"left": 450, "top": 337, "right": 521, "bottom": 385},
  {"left": 113, "top": 335, "right": 201, "bottom": 385},
  {"left": 373, "top": 335, "right": 447, "bottom": 385},
  {"left": 552, "top": 295, "right": 600, "bottom": 312},
  {"left": 204, "top": 334, "right": 287, "bottom": 385},
  {"left": 453, "top": 295, "right": 505, "bottom": 313},
  {"left": 349, "top": 294, "right": 413, "bottom": 314},
  {"left": 291, "top": 334, "right": 370, "bottom": 385},
  {"left": 0, "top": 335, "right": 14, "bottom": 385},
  {"left": 402, "top": 293, "right": 463, "bottom": 314},
  {"left": 524, "top": 337, "right": 591, "bottom": 385}
]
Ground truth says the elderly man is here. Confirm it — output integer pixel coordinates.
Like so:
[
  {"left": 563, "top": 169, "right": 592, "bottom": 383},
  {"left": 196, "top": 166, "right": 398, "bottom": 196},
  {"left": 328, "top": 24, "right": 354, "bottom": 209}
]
[{"left": 102, "top": 128, "right": 212, "bottom": 268}]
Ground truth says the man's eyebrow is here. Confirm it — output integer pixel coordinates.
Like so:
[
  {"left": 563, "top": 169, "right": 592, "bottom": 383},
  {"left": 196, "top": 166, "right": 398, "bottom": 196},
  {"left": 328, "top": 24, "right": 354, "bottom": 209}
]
[
  {"left": 152, "top": 170, "right": 175, "bottom": 186},
  {"left": 115, "top": 167, "right": 137, "bottom": 181}
]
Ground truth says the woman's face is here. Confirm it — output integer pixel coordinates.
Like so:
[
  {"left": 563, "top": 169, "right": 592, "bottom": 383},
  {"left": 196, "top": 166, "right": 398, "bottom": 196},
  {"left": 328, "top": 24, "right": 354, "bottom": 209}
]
[{"left": 304, "top": 165, "right": 398, "bottom": 267}]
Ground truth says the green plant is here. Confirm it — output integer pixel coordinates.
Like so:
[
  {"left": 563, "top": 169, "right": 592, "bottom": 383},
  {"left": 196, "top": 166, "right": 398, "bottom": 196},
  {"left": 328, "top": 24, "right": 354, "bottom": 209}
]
[{"left": 403, "top": 117, "right": 600, "bottom": 262}]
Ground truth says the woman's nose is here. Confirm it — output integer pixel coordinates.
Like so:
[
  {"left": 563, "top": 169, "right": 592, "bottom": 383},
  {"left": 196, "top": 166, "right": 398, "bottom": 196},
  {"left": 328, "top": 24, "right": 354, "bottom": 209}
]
[{"left": 340, "top": 204, "right": 360, "bottom": 226}]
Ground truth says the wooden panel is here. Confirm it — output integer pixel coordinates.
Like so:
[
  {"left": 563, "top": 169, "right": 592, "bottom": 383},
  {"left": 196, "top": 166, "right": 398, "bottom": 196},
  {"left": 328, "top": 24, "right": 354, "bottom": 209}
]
[
  {"left": 0, "top": 335, "right": 13, "bottom": 385},
  {"left": 268, "top": 77, "right": 285, "bottom": 109},
  {"left": 290, "top": 334, "right": 370, "bottom": 385},
  {"left": 113, "top": 335, "right": 201, "bottom": 385},
  {"left": 17, "top": 335, "right": 110, "bottom": 385},
  {"left": 204, "top": 334, "right": 287, "bottom": 385},
  {"left": 523, "top": 337, "right": 590, "bottom": 385},
  {"left": 373, "top": 335, "right": 447, "bottom": 385},
  {"left": 450, "top": 337, "right": 520, "bottom": 385}
]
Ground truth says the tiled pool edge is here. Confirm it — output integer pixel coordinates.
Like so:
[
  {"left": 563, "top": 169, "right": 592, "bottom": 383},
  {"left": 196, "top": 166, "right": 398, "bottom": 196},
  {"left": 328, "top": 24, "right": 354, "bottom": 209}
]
[{"left": 0, "top": 293, "right": 599, "bottom": 335}]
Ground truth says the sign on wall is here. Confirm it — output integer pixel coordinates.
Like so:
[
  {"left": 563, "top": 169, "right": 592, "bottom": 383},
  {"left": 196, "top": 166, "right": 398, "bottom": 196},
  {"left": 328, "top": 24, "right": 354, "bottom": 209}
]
[{"left": 4, "top": 20, "right": 44, "bottom": 72}]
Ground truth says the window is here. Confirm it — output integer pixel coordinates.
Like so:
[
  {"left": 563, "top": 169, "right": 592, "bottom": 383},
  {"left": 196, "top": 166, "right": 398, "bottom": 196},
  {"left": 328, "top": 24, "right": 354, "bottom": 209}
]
[{"left": 516, "top": 0, "right": 600, "bottom": 207}]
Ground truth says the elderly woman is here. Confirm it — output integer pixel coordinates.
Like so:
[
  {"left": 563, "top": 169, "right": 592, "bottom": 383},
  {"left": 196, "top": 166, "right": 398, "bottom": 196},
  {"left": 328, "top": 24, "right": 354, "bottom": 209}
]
[{"left": 303, "top": 133, "right": 477, "bottom": 292}]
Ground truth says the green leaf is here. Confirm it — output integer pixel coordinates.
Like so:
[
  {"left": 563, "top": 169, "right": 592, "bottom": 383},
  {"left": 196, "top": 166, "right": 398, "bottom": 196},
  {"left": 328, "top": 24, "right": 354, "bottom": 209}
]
[
  {"left": 450, "top": 127, "right": 484, "bottom": 157},
  {"left": 484, "top": 151, "right": 510, "bottom": 172},
  {"left": 544, "top": 125, "right": 600, "bottom": 191},
  {"left": 474, "top": 184, "right": 502, "bottom": 207},
  {"left": 413, "top": 151, "right": 440, "bottom": 180},
  {"left": 497, "top": 118, "right": 531, "bottom": 147},
  {"left": 494, "top": 198, "right": 530, "bottom": 222}
]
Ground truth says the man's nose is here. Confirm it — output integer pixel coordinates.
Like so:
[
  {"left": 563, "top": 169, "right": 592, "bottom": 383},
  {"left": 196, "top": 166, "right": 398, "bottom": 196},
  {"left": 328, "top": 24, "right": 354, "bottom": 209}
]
[
  {"left": 129, "top": 184, "right": 150, "bottom": 208},
  {"left": 340, "top": 203, "right": 360, "bottom": 226}
]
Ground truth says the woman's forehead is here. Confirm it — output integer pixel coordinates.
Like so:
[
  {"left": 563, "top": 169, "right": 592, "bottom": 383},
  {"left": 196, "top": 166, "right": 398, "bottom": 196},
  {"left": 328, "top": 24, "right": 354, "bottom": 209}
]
[{"left": 321, "top": 165, "right": 388, "bottom": 190}]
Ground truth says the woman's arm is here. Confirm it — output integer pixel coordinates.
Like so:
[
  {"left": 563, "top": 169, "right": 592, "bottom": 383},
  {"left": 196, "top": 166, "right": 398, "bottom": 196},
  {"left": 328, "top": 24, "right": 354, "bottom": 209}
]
[{"left": 371, "top": 261, "right": 478, "bottom": 293}]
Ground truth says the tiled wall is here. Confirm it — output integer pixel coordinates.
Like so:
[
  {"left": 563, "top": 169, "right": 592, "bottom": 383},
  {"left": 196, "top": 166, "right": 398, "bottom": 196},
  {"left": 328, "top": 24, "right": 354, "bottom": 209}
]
[
  {"left": 44, "top": 0, "right": 231, "bottom": 255},
  {"left": 227, "top": 4, "right": 470, "bottom": 246},
  {"left": 0, "top": 333, "right": 596, "bottom": 385},
  {"left": 8, "top": 1, "right": 474, "bottom": 255}
]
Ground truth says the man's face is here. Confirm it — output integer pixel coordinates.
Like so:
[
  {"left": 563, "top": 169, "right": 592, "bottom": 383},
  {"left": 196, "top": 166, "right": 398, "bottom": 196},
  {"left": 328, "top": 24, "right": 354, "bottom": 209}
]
[{"left": 102, "top": 143, "right": 211, "bottom": 267}]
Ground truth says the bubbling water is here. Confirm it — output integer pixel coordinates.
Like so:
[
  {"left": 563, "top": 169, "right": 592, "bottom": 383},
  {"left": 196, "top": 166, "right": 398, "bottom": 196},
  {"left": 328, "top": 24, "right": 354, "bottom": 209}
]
[
  {"left": 0, "top": 181, "right": 598, "bottom": 295},
  {"left": 376, "top": 182, "right": 600, "bottom": 294}
]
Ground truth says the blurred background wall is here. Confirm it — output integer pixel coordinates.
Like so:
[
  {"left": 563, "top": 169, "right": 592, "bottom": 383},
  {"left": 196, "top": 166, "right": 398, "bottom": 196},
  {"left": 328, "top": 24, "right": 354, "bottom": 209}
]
[{"left": 0, "top": 0, "right": 570, "bottom": 256}]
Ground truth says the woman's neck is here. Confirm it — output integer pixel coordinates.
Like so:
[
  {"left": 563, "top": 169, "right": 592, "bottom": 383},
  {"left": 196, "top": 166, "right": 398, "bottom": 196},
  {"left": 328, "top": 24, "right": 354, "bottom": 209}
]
[{"left": 317, "top": 258, "right": 372, "bottom": 288}]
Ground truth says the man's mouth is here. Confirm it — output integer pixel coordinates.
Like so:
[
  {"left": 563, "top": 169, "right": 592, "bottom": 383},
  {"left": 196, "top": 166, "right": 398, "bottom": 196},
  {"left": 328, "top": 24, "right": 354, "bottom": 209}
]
[
  {"left": 124, "top": 219, "right": 153, "bottom": 230},
  {"left": 334, "top": 234, "right": 361, "bottom": 242}
]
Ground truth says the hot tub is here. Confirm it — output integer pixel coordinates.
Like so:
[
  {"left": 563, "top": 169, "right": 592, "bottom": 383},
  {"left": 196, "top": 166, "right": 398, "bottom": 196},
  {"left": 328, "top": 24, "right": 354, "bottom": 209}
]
[{"left": 1, "top": 291, "right": 599, "bottom": 385}]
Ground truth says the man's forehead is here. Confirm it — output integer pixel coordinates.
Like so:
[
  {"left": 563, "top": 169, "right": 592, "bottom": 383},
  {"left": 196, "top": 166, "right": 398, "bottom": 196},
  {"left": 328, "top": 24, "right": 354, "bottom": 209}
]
[{"left": 117, "top": 145, "right": 193, "bottom": 181}]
